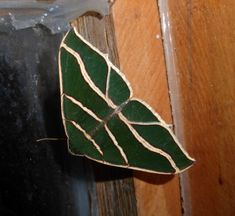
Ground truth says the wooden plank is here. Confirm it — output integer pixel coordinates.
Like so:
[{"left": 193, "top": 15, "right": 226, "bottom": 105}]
[
  {"left": 167, "top": 0, "right": 235, "bottom": 215},
  {"left": 73, "top": 15, "right": 138, "bottom": 216},
  {"left": 112, "top": 1, "right": 182, "bottom": 215}
]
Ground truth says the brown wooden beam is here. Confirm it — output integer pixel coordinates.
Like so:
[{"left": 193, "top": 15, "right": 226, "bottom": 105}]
[{"left": 73, "top": 14, "right": 138, "bottom": 216}]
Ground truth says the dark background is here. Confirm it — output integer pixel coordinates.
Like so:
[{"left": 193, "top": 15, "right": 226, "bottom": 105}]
[
  {"left": 0, "top": 22, "right": 137, "bottom": 216},
  {"left": 0, "top": 27, "right": 96, "bottom": 216}
]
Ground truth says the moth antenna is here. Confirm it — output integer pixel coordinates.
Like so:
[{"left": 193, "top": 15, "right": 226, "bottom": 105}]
[{"left": 36, "top": 138, "right": 66, "bottom": 142}]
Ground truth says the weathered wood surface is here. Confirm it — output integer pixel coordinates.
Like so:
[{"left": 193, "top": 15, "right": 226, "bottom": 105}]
[
  {"left": 71, "top": 0, "right": 235, "bottom": 215},
  {"left": 167, "top": 0, "right": 235, "bottom": 215},
  {"left": 73, "top": 15, "right": 138, "bottom": 216},
  {"left": 112, "top": 0, "right": 182, "bottom": 215}
]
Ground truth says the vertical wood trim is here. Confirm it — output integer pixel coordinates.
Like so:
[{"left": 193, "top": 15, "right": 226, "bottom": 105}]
[
  {"left": 112, "top": 0, "right": 182, "bottom": 215},
  {"left": 73, "top": 15, "right": 138, "bottom": 216},
  {"left": 157, "top": 1, "right": 193, "bottom": 214}
]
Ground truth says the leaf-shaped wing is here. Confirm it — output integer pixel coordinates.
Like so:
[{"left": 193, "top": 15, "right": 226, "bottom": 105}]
[
  {"left": 59, "top": 27, "right": 195, "bottom": 174},
  {"left": 121, "top": 99, "right": 194, "bottom": 171}
]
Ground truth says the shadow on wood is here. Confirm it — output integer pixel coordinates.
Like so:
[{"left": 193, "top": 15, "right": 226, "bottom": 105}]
[{"left": 134, "top": 171, "right": 174, "bottom": 185}]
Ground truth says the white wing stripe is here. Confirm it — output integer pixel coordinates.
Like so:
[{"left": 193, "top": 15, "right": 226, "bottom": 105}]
[
  {"left": 73, "top": 27, "right": 133, "bottom": 100},
  {"left": 105, "top": 125, "right": 129, "bottom": 164},
  {"left": 64, "top": 94, "right": 102, "bottom": 122},
  {"left": 125, "top": 98, "right": 195, "bottom": 162},
  {"left": 61, "top": 43, "right": 117, "bottom": 109},
  {"left": 69, "top": 120, "right": 103, "bottom": 156},
  {"left": 118, "top": 113, "right": 180, "bottom": 173}
]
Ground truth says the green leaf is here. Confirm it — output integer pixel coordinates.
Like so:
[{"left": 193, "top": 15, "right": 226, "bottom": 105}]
[{"left": 59, "top": 27, "right": 195, "bottom": 174}]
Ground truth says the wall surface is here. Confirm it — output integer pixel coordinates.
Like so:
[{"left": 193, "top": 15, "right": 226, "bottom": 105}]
[
  {"left": 168, "top": 0, "right": 235, "bottom": 215},
  {"left": 112, "top": 0, "right": 235, "bottom": 215}
]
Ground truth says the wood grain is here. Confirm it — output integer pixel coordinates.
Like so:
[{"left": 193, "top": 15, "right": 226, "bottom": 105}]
[
  {"left": 73, "top": 15, "right": 138, "bottom": 216},
  {"left": 167, "top": 0, "right": 235, "bottom": 215},
  {"left": 112, "top": 0, "right": 182, "bottom": 215}
]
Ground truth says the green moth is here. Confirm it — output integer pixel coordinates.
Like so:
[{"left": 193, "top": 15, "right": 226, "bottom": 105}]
[{"left": 59, "top": 27, "right": 195, "bottom": 174}]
